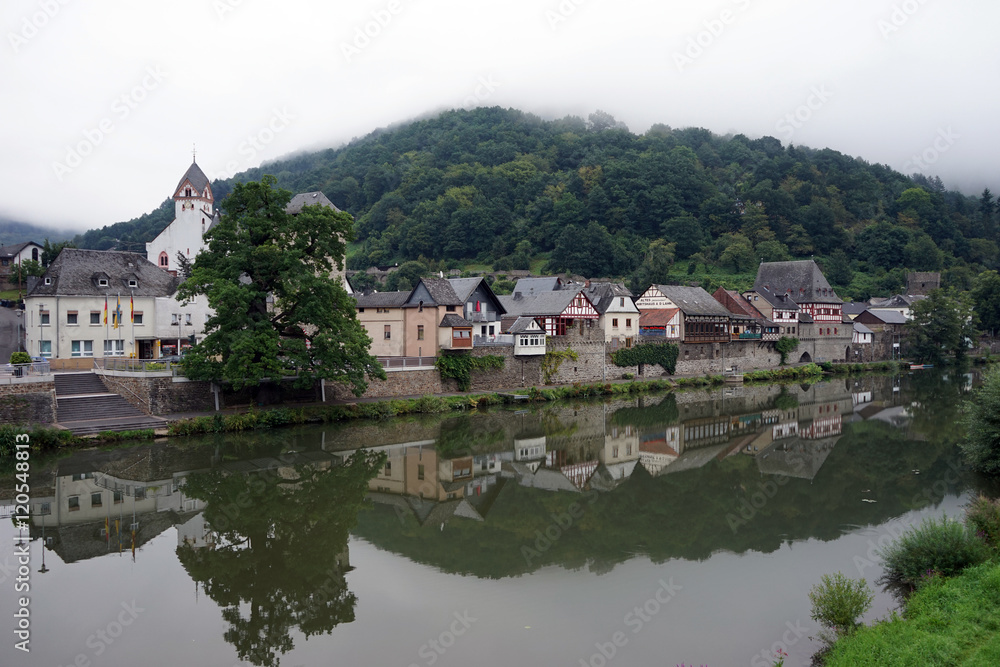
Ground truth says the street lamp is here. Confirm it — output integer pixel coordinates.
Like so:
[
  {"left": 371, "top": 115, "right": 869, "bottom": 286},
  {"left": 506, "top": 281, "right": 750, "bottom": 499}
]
[{"left": 15, "top": 309, "right": 23, "bottom": 353}]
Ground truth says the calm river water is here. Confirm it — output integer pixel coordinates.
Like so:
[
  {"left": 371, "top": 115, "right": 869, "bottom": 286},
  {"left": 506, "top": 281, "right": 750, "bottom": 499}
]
[{"left": 3, "top": 371, "right": 996, "bottom": 667}]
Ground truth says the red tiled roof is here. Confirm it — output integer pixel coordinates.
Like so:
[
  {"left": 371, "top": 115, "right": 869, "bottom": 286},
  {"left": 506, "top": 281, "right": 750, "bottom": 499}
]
[{"left": 639, "top": 308, "right": 680, "bottom": 327}]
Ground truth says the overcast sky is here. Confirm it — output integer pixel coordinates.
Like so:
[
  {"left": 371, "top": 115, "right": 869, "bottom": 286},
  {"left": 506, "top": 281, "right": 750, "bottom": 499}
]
[{"left": 2, "top": 0, "right": 997, "bottom": 233}]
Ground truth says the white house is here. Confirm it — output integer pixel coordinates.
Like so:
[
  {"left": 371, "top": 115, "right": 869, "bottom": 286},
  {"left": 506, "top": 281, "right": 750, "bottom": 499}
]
[
  {"left": 584, "top": 282, "right": 639, "bottom": 348},
  {"left": 25, "top": 249, "right": 205, "bottom": 361}
]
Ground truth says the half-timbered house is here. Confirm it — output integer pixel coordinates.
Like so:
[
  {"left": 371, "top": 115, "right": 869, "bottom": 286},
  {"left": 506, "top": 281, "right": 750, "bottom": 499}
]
[
  {"left": 498, "top": 288, "right": 599, "bottom": 337},
  {"left": 635, "top": 285, "right": 732, "bottom": 343}
]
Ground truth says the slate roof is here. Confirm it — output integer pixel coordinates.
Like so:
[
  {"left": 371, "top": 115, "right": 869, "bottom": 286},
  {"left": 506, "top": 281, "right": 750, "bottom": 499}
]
[
  {"left": 447, "top": 277, "right": 482, "bottom": 302},
  {"left": 439, "top": 313, "right": 472, "bottom": 328},
  {"left": 869, "top": 294, "right": 925, "bottom": 308},
  {"left": 509, "top": 316, "right": 543, "bottom": 334},
  {"left": 499, "top": 290, "right": 581, "bottom": 317},
  {"left": 653, "top": 285, "right": 733, "bottom": 317},
  {"left": 28, "top": 249, "right": 180, "bottom": 298},
  {"left": 862, "top": 310, "right": 908, "bottom": 325},
  {"left": 285, "top": 191, "right": 341, "bottom": 215},
  {"left": 353, "top": 291, "right": 410, "bottom": 308},
  {"left": 751, "top": 287, "right": 801, "bottom": 311},
  {"left": 754, "top": 260, "right": 841, "bottom": 304},
  {"left": 854, "top": 322, "right": 874, "bottom": 334},
  {"left": 512, "top": 277, "right": 562, "bottom": 297},
  {"left": 416, "top": 278, "right": 463, "bottom": 306},
  {"left": 583, "top": 282, "right": 635, "bottom": 314},
  {"left": 174, "top": 160, "right": 210, "bottom": 196},
  {"left": 842, "top": 302, "right": 869, "bottom": 316}
]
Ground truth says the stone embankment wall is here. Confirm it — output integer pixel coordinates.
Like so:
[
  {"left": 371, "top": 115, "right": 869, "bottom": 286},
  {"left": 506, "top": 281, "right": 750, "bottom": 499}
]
[
  {"left": 97, "top": 371, "right": 215, "bottom": 414},
  {"left": 0, "top": 380, "right": 57, "bottom": 424},
  {"left": 674, "top": 340, "right": 781, "bottom": 376}
]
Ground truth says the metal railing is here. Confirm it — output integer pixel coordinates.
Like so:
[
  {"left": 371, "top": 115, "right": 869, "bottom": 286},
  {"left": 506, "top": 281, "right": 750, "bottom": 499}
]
[
  {"left": 473, "top": 334, "right": 514, "bottom": 346},
  {"left": 0, "top": 362, "right": 52, "bottom": 379},
  {"left": 96, "top": 358, "right": 179, "bottom": 374},
  {"left": 377, "top": 356, "right": 437, "bottom": 369}
]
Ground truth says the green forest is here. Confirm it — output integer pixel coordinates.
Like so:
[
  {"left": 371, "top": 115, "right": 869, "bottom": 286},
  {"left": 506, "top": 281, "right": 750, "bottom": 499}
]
[{"left": 71, "top": 107, "right": 1000, "bottom": 299}]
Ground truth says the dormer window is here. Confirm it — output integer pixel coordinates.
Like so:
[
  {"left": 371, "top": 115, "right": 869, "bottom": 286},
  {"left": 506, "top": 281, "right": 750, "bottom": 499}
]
[
  {"left": 128, "top": 279, "right": 137, "bottom": 288},
  {"left": 44, "top": 277, "right": 51, "bottom": 285},
  {"left": 98, "top": 278, "right": 108, "bottom": 287}
]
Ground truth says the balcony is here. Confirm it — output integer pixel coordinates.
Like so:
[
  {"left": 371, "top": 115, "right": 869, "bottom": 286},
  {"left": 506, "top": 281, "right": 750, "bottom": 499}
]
[{"left": 473, "top": 334, "right": 514, "bottom": 347}]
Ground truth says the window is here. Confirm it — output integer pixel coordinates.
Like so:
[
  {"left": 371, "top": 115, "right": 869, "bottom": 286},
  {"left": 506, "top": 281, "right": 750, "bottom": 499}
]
[
  {"left": 90, "top": 311, "right": 100, "bottom": 325},
  {"left": 98, "top": 278, "right": 108, "bottom": 287},
  {"left": 43, "top": 277, "right": 51, "bottom": 285},
  {"left": 128, "top": 279, "right": 137, "bottom": 288},
  {"left": 40, "top": 502, "right": 51, "bottom": 515},
  {"left": 376, "top": 308, "right": 390, "bottom": 313},
  {"left": 488, "top": 325, "right": 495, "bottom": 335},
  {"left": 114, "top": 491, "right": 123, "bottom": 504},
  {"left": 91, "top": 492, "right": 102, "bottom": 508},
  {"left": 626, "top": 318, "right": 632, "bottom": 328},
  {"left": 620, "top": 298, "right": 625, "bottom": 307},
  {"left": 40, "top": 310, "right": 50, "bottom": 325},
  {"left": 103, "top": 340, "right": 124, "bottom": 356},
  {"left": 358, "top": 307, "right": 365, "bottom": 313},
  {"left": 71, "top": 341, "right": 93, "bottom": 357},
  {"left": 67, "top": 311, "right": 78, "bottom": 325},
  {"left": 39, "top": 340, "right": 51, "bottom": 357},
  {"left": 417, "top": 464, "right": 425, "bottom": 480},
  {"left": 384, "top": 461, "right": 392, "bottom": 474},
  {"left": 384, "top": 325, "right": 391, "bottom": 340},
  {"left": 446, "top": 305, "right": 456, "bottom": 312},
  {"left": 159, "top": 252, "right": 168, "bottom": 267},
  {"left": 68, "top": 496, "right": 80, "bottom": 511},
  {"left": 834, "top": 327, "right": 838, "bottom": 335},
  {"left": 612, "top": 318, "right": 619, "bottom": 328},
  {"left": 171, "top": 313, "right": 179, "bottom": 325},
  {"left": 185, "top": 313, "right": 192, "bottom": 325},
  {"left": 133, "top": 311, "right": 143, "bottom": 325},
  {"left": 417, "top": 325, "right": 424, "bottom": 340}
]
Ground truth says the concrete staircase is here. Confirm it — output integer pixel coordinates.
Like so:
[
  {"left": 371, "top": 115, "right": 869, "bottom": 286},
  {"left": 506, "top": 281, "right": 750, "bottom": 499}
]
[{"left": 55, "top": 372, "right": 167, "bottom": 435}]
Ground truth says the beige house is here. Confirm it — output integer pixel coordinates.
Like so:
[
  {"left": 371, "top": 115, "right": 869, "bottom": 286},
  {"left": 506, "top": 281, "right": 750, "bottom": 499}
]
[{"left": 354, "top": 291, "right": 409, "bottom": 357}]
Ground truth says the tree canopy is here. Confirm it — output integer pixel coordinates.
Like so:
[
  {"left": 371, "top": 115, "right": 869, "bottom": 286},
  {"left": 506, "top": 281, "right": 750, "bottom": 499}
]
[
  {"left": 905, "top": 289, "right": 977, "bottom": 365},
  {"left": 177, "top": 175, "right": 384, "bottom": 395}
]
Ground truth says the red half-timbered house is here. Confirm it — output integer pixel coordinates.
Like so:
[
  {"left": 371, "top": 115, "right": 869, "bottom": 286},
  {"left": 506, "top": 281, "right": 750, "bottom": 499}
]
[{"left": 499, "top": 288, "right": 599, "bottom": 336}]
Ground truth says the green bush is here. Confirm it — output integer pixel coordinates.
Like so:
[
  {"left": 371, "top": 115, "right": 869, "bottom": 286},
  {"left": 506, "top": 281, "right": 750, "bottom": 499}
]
[
  {"left": 961, "top": 365, "right": 1000, "bottom": 474},
  {"left": 808, "top": 572, "right": 874, "bottom": 637},
  {"left": 965, "top": 495, "right": 1000, "bottom": 550},
  {"left": 877, "top": 516, "right": 991, "bottom": 592},
  {"left": 9, "top": 351, "right": 31, "bottom": 365},
  {"left": 610, "top": 342, "right": 679, "bottom": 374}
]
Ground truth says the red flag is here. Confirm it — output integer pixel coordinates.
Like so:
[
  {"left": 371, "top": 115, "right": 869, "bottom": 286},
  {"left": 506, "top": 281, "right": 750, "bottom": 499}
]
[
  {"left": 103, "top": 296, "right": 108, "bottom": 324},
  {"left": 130, "top": 294, "right": 134, "bottom": 322}
]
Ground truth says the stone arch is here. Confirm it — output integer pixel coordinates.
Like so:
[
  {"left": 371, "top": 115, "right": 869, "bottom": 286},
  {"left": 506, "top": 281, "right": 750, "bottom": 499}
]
[
  {"left": 846, "top": 346, "right": 851, "bottom": 362},
  {"left": 798, "top": 351, "right": 812, "bottom": 364}
]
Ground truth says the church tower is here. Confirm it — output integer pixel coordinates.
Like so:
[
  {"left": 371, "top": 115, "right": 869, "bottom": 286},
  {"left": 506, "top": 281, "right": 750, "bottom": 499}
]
[{"left": 146, "top": 156, "right": 218, "bottom": 274}]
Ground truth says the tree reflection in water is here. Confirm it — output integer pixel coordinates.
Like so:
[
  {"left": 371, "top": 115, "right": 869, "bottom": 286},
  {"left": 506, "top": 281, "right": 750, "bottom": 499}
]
[{"left": 176, "top": 450, "right": 385, "bottom": 666}]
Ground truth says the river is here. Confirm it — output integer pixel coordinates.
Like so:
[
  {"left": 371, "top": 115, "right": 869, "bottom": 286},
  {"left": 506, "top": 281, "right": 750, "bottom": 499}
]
[{"left": 2, "top": 370, "right": 994, "bottom": 667}]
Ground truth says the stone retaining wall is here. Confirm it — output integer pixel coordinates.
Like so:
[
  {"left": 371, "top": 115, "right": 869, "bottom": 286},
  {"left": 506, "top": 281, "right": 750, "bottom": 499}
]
[{"left": 0, "top": 380, "right": 57, "bottom": 424}]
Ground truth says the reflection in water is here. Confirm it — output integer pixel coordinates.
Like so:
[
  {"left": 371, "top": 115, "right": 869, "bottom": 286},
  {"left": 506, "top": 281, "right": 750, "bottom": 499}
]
[
  {"left": 11, "top": 370, "right": 989, "bottom": 665},
  {"left": 177, "top": 451, "right": 384, "bottom": 666}
]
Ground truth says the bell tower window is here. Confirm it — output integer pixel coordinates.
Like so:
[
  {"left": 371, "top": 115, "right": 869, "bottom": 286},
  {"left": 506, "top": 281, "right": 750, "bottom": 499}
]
[
  {"left": 159, "top": 252, "right": 169, "bottom": 268},
  {"left": 185, "top": 187, "right": 191, "bottom": 197}
]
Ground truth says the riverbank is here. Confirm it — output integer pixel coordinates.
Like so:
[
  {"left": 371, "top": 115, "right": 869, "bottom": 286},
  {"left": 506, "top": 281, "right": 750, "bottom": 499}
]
[
  {"left": 0, "top": 360, "right": 904, "bottom": 453},
  {"left": 822, "top": 559, "right": 1000, "bottom": 665}
]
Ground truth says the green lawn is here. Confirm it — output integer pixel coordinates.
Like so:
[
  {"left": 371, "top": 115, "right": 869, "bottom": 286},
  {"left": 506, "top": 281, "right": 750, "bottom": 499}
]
[
  {"left": 824, "top": 561, "right": 1000, "bottom": 666},
  {"left": 0, "top": 289, "right": 23, "bottom": 301}
]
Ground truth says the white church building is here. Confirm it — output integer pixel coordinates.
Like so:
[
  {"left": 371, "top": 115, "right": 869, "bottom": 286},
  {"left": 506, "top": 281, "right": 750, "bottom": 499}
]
[{"left": 146, "top": 159, "right": 219, "bottom": 274}]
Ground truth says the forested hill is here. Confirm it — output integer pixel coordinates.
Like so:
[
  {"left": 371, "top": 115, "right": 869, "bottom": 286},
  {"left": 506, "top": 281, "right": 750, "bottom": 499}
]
[{"left": 75, "top": 107, "right": 998, "bottom": 296}]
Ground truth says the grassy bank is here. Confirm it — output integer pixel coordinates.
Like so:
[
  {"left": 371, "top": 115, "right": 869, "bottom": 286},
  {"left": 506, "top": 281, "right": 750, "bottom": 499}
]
[{"left": 822, "top": 560, "right": 1000, "bottom": 666}]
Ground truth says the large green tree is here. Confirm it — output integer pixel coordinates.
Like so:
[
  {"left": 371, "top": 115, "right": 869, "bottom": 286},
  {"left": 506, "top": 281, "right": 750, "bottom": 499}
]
[
  {"left": 177, "top": 175, "right": 384, "bottom": 396},
  {"left": 905, "top": 289, "right": 977, "bottom": 365}
]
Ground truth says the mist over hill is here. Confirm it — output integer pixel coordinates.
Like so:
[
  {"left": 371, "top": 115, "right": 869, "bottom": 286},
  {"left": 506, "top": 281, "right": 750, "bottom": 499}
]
[{"left": 69, "top": 107, "right": 997, "bottom": 297}]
